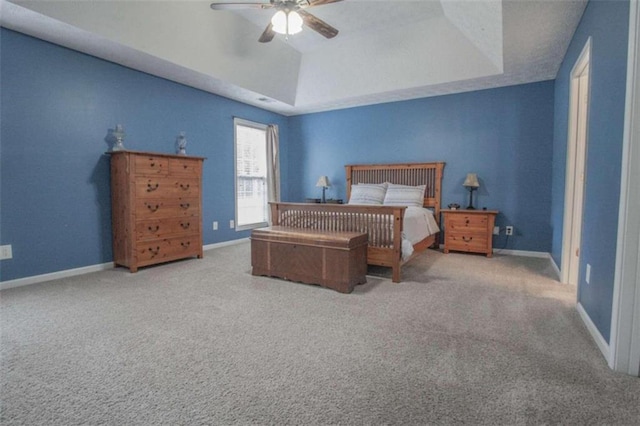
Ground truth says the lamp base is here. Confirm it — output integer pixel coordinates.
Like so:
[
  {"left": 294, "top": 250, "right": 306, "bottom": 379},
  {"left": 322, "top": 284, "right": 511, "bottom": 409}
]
[{"left": 466, "top": 187, "right": 478, "bottom": 210}]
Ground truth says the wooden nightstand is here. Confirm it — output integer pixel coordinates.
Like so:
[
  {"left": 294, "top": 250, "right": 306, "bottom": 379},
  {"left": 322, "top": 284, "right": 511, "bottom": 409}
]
[{"left": 442, "top": 209, "right": 499, "bottom": 257}]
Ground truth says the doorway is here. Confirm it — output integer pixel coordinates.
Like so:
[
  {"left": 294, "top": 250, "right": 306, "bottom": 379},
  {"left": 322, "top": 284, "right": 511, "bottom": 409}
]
[{"left": 561, "top": 38, "right": 591, "bottom": 286}]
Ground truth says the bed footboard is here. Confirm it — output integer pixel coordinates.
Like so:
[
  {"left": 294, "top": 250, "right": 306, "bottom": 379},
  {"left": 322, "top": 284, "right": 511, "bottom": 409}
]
[{"left": 270, "top": 202, "right": 406, "bottom": 282}]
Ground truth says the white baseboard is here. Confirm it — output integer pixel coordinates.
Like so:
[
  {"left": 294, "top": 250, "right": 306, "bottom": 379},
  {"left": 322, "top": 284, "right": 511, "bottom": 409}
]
[
  {"left": 549, "top": 255, "right": 562, "bottom": 281},
  {"left": 1, "top": 238, "right": 251, "bottom": 291},
  {"left": 0, "top": 262, "right": 114, "bottom": 291},
  {"left": 577, "top": 302, "right": 611, "bottom": 363},
  {"left": 492, "top": 248, "right": 550, "bottom": 258},
  {"left": 438, "top": 245, "right": 550, "bottom": 259},
  {"left": 437, "top": 245, "right": 563, "bottom": 281},
  {"left": 203, "top": 237, "right": 249, "bottom": 251}
]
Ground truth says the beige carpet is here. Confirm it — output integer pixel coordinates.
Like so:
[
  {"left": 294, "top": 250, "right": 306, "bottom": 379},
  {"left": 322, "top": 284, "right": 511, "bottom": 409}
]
[{"left": 1, "top": 242, "right": 639, "bottom": 425}]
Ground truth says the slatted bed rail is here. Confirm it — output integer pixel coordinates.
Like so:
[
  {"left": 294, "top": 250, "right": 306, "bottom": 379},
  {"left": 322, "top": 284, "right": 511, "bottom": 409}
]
[
  {"left": 271, "top": 202, "right": 405, "bottom": 249},
  {"left": 270, "top": 202, "right": 407, "bottom": 281}
]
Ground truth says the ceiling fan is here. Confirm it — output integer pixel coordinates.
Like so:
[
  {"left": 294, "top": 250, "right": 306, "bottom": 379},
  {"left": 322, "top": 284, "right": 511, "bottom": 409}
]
[{"left": 210, "top": 0, "right": 343, "bottom": 43}]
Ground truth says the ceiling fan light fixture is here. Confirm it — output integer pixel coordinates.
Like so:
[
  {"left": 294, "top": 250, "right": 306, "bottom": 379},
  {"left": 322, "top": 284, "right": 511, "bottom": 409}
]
[
  {"left": 271, "top": 10, "right": 303, "bottom": 35},
  {"left": 287, "top": 11, "right": 303, "bottom": 34}
]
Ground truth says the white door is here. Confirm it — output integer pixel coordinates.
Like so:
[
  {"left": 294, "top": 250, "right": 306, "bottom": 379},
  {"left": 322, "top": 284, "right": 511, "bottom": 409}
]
[
  {"left": 568, "top": 71, "right": 590, "bottom": 285},
  {"left": 562, "top": 39, "right": 591, "bottom": 286}
]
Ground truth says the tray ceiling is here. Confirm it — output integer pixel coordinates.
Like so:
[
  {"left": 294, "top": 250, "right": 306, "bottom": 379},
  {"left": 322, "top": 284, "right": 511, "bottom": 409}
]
[{"left": 1, "top": 0, "right": 587, "bottom": 116}]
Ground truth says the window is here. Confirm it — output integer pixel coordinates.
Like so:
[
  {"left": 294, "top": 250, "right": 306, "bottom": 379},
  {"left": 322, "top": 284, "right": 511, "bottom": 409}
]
[{"left": 234, "top": 118, "right": 268, "bottom": 230}]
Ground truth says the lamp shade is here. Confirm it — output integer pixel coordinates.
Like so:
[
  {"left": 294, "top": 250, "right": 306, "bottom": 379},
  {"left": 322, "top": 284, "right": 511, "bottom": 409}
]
[
  {"left": 316, "top": 176, "right": 330, "bottom": 188},
  {"left": 463, "top": 173, "right": 480, "bottom": 188},
  {"left": 271, "top": 10, "right": 303, "bottom": 35}
]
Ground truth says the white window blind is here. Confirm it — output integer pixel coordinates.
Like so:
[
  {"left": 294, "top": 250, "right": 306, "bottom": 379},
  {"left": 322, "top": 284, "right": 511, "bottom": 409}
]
[{"left": 234, "top": 118, "right": 268, "bottom": 230}]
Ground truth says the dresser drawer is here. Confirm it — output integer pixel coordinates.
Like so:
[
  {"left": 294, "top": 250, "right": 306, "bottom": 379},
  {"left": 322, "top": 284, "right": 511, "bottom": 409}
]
[
  {"left": 169, "top": 158, "right": 202, "bottom": 176},
  {"left": 136, "top": 235, "right": 201, "bottom": 266},
  {"left": 135, "top": 177, "right": 200, "bottom": 198},
  {"left": 134, "top": 155, "right": 169, "bottom": 175},
  {"left": 136, "top": 198, "right": 200, "bottom": 220},
  {"left": 136, "top": 217, "right": 200, "bottom": 241}
]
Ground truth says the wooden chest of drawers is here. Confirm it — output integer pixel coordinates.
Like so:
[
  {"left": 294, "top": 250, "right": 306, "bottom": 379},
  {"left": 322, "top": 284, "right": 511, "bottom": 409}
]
[
  {"left": 251, "top": 226, "right": 368, "bottom": 293},
  {"left": 442, "top": 209, "right": 498, "bottom": 257},
  {"left": 109, "top": 150, "right": 205, "bottom": 272}
]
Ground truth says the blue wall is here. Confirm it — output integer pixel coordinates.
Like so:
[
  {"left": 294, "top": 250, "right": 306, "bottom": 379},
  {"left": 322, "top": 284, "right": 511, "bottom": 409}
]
[
  {"left": 288, "top": 82, "right": 556, "bottom": 252},
  {"left": 0, "top": 29, "right": 289, "bottom": 281},
  {"left": 551, "top": 0, "right": 629, "bottom": 342},
  {"left": 3, "top": 0, "right": 627, "bottom": 297}
]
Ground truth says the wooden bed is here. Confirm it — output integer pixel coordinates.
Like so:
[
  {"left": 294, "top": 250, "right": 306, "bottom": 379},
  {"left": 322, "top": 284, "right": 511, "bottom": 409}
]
[{"left": 270, "top": 162, "right": 445, "bottom": 283}]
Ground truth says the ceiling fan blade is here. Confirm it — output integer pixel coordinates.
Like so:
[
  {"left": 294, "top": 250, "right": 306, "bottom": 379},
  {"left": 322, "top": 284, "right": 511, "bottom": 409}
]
[
  {"left": 210, "top": 2, "right": 273, "bottom": 10},
  {"left": 258, "top": 22, "right": 276, "bottom": 43},
  {"left": 298, "top": 10, "right": 339, "bottom": 39},
  {"left": 304, "top": 0, "right": 343, "bottom": 7}
]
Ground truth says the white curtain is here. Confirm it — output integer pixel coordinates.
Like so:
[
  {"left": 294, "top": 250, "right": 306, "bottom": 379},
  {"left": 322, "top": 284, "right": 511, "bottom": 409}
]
[{"left": 266, "top": 124, "right": 280, "bottom": 221}]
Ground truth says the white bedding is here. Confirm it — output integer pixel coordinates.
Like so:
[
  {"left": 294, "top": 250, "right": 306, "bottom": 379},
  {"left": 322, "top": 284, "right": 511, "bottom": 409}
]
[{"left": 401, "top": 207, "right": 440, "bottom": 260}]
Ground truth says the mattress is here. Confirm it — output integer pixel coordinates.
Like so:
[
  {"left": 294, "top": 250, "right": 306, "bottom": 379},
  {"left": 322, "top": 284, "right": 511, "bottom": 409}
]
[{"left": 401, "top": 207, "right": 439, "bottom": 260}]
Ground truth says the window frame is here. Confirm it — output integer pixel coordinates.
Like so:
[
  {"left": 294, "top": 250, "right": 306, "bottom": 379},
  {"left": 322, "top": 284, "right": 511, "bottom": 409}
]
[{"left": 234, "top": 117, "right": 269, "bottom": 231}]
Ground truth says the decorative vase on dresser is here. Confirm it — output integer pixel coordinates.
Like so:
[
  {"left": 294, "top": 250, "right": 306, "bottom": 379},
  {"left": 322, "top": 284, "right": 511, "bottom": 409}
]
[
  {"left": 109, "top": 150, "right": 206, "bottom": 272},
  {"left": 442, "top": 209, "right": 499, "bottom": 257}
]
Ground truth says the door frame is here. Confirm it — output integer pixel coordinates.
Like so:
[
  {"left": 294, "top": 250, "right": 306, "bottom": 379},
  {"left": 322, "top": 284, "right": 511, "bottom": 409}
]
[
  {"left": 610, "top": 0, "right": 640, "bottom": 377},
  {"left": 561, "top": 37, "right": 591, "bottom": 285}
]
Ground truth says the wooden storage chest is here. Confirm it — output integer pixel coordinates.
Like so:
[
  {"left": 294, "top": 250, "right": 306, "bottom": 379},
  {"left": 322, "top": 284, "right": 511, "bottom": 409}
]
[
  {"left": 109, "top": 150, "right": 205, "bottom": 272},
  {"left": 251, "top": 226, "right": 368, "bottom": 293}
]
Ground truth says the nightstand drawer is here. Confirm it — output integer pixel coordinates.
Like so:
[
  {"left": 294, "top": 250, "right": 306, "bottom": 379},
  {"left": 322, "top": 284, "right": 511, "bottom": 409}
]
[
  {"left": 446, "top": 232, "right": 488, "bottom": 252},
  {"left": 446, "top": 214, "right": 488, "bottom": 232}
]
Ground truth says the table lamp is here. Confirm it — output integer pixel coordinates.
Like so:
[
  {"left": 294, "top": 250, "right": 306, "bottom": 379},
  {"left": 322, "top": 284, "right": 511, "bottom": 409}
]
[
  {"left": 463, "top": 173, "right": 480, "bottom": 209},
  {"left": 316, "top": 176, "right": 330, "bottom": 203}
]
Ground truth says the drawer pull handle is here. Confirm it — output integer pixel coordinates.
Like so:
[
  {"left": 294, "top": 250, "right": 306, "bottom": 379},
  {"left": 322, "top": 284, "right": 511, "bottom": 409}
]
[
  {"left": 148, "top": 246, "right": 160, "bottom": 256},
  {"left": 180, "top": 203, "right": 190, "bottom": 209},
  {"left": 148, "top": 225, "right": 160, "bottom": 232},
  {"left": 180, "top": 183, "right": 190, "bottom": 190},
  {"left": 181, "top": 241, "right": 191, "bottom": 248},
  {"left": 147, "top": 204, "right": 160, "bottom": 212},
  {"left": 465, "top": 219, "right": 469, "bottom": 224},
  {"left": 462, "top": 236, "right": 473, "bottom": 242},
  {"left": 180, "top": 222, "right": 190, "bottom": 230},
  {"left": 150, "top": 161, "right": 155, "bottom": 167},
  {"left": 147, "top": 183, "right": 159, "bottom": 192},
  {"left": 183, "top": 165, "right": 188, "bottom": 169}
]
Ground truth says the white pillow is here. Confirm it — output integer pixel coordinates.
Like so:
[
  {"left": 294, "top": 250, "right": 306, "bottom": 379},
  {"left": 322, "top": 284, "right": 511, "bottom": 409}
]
[
  {"left": 348, "top": 183, "right": 387, "bottom": 205},
  {"left": 383, "top": 184, "right": 426, "bottom": 207}
]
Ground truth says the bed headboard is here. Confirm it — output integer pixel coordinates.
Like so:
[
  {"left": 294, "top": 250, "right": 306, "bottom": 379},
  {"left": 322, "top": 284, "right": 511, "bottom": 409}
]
[{"left": 345, "top": 162, "right": 445, "bottom": 223}]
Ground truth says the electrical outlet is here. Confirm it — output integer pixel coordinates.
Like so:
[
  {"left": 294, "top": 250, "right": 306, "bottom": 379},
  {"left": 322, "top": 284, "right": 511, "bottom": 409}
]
[
  {"left": 506, "top": 226, "right": 513, "bottom": 236},
  {"left": 586, "top": 264, "right": 591, "bottom": 284},
  {"left": 230, "top": 220, "right": 235, "bottom": 229},
  {"left": 213, "top": 221, "right": 218, "bottom": 231},
  {"left": 493, "top": 226, "right": 500, "bottom": 235},
  {"left": 0, "top": 244, "right": 13, "bottom": 260}
]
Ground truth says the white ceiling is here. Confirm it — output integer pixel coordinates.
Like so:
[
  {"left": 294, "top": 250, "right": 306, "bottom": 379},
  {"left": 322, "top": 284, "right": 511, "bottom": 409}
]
[{"left": 1, "top": 0, "right": 587, "bottom": 116}]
